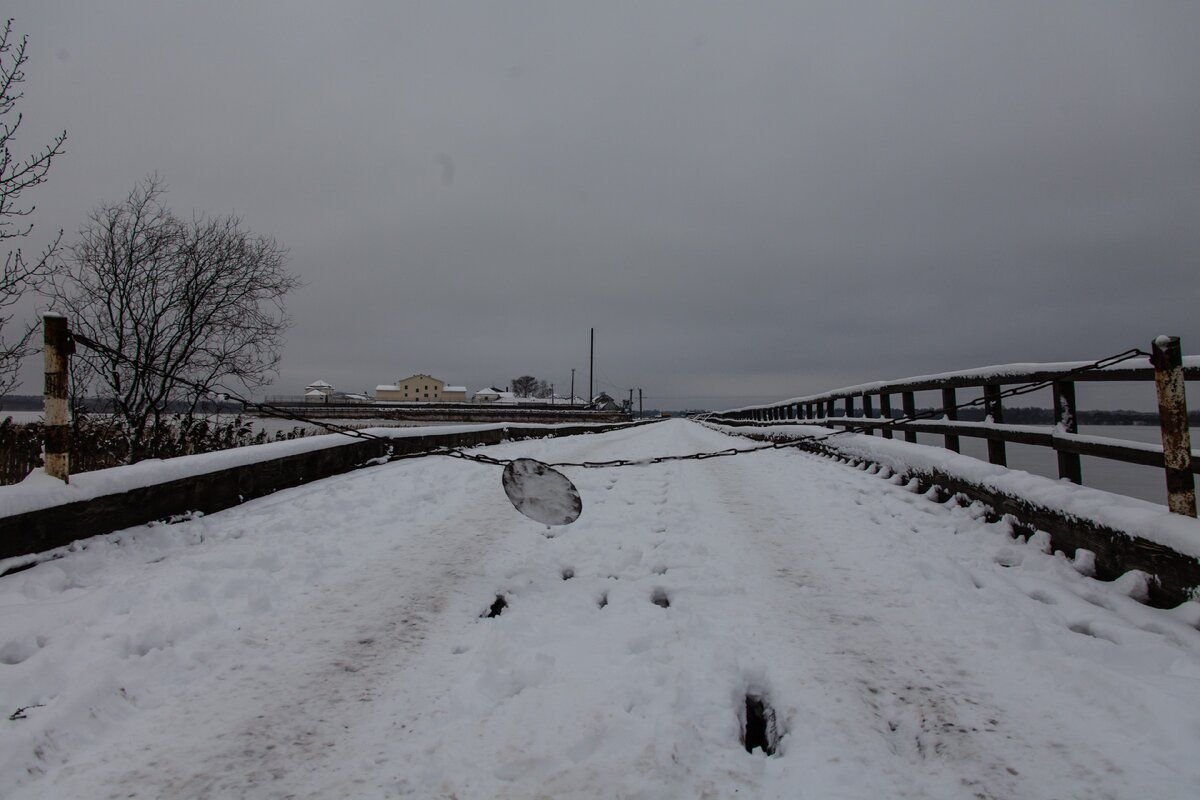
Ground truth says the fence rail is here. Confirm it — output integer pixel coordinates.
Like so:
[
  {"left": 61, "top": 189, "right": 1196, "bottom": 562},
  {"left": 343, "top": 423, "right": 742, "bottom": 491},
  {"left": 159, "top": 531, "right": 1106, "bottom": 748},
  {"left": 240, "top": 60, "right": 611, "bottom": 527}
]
[{"left": 707, "top": 340, "right": 1197, "bottom": 515}]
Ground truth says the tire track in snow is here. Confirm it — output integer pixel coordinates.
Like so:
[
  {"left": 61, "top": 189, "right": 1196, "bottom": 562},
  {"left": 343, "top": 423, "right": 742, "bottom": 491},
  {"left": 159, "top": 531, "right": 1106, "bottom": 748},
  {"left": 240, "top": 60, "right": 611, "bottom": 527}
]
[{"left": 21, "top": 460, "right": 521, "bottom": 800}]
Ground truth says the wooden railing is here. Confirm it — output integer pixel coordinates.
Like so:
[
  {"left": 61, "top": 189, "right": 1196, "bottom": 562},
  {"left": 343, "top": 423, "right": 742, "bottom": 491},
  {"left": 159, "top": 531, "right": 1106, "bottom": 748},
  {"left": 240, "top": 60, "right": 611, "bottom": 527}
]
[{"left": 707, "top": 338, "right": 1198, "bottom": 516}]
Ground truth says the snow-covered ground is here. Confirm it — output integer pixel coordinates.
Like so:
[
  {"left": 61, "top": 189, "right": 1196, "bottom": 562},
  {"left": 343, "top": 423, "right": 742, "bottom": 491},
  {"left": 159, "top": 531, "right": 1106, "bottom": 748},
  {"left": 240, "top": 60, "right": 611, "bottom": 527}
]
[{"left": 2, "top": 420, "right": 1199, "bottom": 798}]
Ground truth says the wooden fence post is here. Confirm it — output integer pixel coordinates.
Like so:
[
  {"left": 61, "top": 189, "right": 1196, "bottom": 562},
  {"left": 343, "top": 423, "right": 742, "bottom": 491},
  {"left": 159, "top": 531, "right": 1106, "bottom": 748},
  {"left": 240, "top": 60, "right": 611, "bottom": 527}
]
[
  {"left": 879, "top": 393, "right": 893, "bottom": 439},
  {"left": 983, "top": 384, "right": 1007, "bottom": 466},
  {"left": 862, "top": 393, "right": 875, "bottom": 436},
  {"left": 43, "top": 313, "right": 71, "bottom": 483},
  {"left": 844, "top": 395, "right": 856, "bottom": 432},
  {"left": 1053, "top": 380, "right": 1082, "bottom": 484},
  {"left": 1151, "top": 335, "right": 1196, "bottom": 517},
  {"left": 941, "top": 388, "right": 960, "bottom": 453}
]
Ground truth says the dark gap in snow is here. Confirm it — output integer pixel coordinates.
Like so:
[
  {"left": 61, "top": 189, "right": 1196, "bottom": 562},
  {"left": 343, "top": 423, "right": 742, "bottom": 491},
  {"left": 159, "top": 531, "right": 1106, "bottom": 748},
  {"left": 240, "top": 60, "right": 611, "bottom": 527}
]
[
  {"left": 598, "top": 592, "right": 608, "bottom": 609},
  {"left": 484, "top": 595, "right": 508, "bottom": 618},
  {"left": 651, "top": 588, "right": 670, "bottom": 608},
  {"left": 562, "top": 568, "right": 575, "bottom": 580},
  {"left": 742, "top": 695, "right": 779, "bottom": 755}
]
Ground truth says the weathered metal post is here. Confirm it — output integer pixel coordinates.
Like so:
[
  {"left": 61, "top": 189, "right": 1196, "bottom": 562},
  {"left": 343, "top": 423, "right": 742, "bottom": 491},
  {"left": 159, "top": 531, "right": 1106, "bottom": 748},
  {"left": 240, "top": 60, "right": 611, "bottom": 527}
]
[
  {"left": 43, "top": 313, "right": 71, "bottom": 482},
  {"left": 901, "top": 391, "right": 917, "bottom": 444},
  {"left": 983, "top": 384, "right": 1007, "bottom": 466},
  {"left": 941, "top": 388, "right": 960, "bottom": 453},
  {"left": 1052, "top": 381, "right": 1082, "bottom": 484},
  {"left": 1151, "top": 335, "right": 1196, "bottom": 517}
]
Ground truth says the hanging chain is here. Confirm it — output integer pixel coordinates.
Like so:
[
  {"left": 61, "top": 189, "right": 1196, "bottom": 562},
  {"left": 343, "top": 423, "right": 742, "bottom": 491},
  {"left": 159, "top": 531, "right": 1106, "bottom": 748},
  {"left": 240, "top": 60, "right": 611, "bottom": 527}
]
[{"left": 67, "top": 330, "right": 1150, "bottom": 471}]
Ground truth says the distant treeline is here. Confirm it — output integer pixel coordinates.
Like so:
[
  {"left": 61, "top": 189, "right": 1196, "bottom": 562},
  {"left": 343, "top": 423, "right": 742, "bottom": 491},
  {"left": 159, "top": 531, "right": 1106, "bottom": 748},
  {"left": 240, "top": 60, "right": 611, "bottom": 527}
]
[
  {"left": 0, "top": 395, "right": 244, "bottom": 414},
  {"left": 892, "top": 406, "right": 1199, "bottom": 426}
]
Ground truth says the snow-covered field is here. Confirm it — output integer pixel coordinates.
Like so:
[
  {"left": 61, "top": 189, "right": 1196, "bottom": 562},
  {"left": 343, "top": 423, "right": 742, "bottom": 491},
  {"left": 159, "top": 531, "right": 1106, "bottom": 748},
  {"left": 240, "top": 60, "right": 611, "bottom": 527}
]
[{"left": 2, "top": 420, "right": 1199, "bottom": 798}]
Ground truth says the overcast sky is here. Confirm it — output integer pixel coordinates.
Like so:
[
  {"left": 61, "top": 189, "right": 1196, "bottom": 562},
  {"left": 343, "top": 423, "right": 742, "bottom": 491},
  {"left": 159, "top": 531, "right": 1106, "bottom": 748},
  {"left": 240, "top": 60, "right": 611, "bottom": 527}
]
[{"left": 6, "top": 1, "right": 1199, "bottom": 410}]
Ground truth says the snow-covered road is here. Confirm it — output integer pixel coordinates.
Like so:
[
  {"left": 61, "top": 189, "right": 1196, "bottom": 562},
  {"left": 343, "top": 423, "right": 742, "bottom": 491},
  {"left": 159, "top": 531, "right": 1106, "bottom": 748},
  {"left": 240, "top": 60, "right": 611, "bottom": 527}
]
[{"left": 3, "top": 420, "right": 1199, "bottom": 798}]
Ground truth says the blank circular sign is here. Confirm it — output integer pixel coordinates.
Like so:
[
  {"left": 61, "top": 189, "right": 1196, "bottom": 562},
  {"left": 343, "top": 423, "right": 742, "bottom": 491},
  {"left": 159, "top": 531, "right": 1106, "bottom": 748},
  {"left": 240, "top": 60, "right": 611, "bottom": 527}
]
[{"left": 502, "top": 458, "right": 583, "bottom": 526}]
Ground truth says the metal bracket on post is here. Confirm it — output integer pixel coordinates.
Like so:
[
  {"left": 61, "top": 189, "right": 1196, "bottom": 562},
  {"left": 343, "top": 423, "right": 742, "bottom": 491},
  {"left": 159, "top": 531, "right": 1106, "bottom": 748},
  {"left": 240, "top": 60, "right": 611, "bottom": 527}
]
[
  {"left": 43, "top": 313, "right": 71, "bottom": 483},
  {"left": 1151, "top": 335, "right": 1196, "bottom": 517}
]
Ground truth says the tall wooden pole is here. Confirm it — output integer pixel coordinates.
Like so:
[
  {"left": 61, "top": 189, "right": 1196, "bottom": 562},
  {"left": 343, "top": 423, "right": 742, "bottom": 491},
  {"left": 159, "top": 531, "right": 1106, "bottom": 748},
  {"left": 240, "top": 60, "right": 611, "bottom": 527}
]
[
  {"left": 589, "top": 327, "right": 594, "bottom": 404},
  {"left": 1152, "top": 335, "right": 1196, "bottom": 517},
  {"left": 43, "top": 313, "right": 71, "bottom": 482}
]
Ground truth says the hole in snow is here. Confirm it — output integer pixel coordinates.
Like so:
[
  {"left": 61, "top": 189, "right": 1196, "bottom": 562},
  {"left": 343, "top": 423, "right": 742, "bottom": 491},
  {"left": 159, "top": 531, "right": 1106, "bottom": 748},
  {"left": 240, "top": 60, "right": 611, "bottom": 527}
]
[
  {"left": 561, "top": 567, "right": 575, "bottom": 581},
  {"left": 484, "top": 595, "right": 508, "bottom": 618},
  {"left": 598, "top": 592, "right": 608, "bottom": 609},
  {"left": 651, "top": 588, "right": 670, "bottom": 608},
  {"left": 1067, "top": 621, "right": 1116, "bottom": 643},
  {"left": 742, "top": 695, "right": 780, "bottom": 755}
]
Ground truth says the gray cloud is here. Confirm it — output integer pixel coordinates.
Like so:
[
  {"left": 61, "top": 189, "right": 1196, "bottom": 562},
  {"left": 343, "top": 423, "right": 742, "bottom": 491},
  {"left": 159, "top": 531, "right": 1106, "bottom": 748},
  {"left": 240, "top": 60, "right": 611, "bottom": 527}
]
[{"left": 6, "top": 1, "right": 1199, "bottom": 410}]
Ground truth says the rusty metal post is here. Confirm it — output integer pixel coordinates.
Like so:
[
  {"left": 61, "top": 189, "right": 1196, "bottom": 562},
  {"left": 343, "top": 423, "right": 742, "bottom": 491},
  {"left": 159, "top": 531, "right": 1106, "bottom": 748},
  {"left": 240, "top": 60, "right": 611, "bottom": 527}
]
[
  {"left": 43, "top": 313, "right": 71, "bottom": 482},
  {"left": 901, "top": 391, "right": 917, "bottom": 443},
  {"left": 1053, "top": 380, "right": 1082, "bottom": 484},
  {"left": 941, "top": 388, "right": 960, "bottom": 453},
  {"left": 1152, "top": 335, "right": 1196, "bottom": 517},
  {"left": 983, "top": 384, "right": 1007, "bottom": 466}
]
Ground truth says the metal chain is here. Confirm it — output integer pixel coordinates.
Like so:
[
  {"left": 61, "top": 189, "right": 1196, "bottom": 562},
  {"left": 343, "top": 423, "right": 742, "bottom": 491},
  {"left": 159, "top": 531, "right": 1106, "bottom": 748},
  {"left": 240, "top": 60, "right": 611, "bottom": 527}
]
[{"left": 69, "top": 330, "right": 1150, "bottom": 471}]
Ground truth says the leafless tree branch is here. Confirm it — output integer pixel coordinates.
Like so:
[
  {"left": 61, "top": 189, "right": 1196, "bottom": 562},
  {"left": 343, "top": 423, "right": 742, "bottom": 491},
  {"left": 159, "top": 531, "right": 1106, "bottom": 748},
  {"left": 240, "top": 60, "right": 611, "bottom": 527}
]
[{"left": 51, "top": 176, "right": 300, "bottom": 461}]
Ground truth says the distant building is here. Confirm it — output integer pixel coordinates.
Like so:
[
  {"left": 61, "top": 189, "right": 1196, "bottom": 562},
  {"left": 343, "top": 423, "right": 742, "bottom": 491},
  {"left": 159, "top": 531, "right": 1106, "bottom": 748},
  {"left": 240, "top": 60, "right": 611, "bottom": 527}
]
[
  {"left": 473, "top": 386, "right": 517, "bottom": 404},
  {"left": 304, "top": 379, "right": 335, "bottom": 403},
  {"left": 591, "top": 392, "right": 621, "bottom": 411},
  {"left": 375, "top": 374, "right": 466, "bottom": 403}
]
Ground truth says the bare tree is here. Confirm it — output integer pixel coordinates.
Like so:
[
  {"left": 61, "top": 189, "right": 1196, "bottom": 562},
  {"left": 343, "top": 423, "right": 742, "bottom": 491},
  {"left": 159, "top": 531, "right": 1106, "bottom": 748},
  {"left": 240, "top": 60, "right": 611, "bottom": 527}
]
[
  {"left": 53, "top": 176, "right": 299, "bottom": 461},
  {"left": 0, "top": 19, "right": 67, "bottom": 396}
]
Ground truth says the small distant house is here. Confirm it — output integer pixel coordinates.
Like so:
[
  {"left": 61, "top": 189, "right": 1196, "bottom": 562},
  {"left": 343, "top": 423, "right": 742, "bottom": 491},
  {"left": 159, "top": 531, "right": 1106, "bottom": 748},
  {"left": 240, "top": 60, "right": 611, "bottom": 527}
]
[
  {"left": 375, "top": 374, "right": 462, "bottom": 403},
  {"left": 304, "top": 379, "right": 335, "bottom": 403},
  {"left": 473, "top": 387, "right": 517, "bottom": 404},
  {"left": 591, "top": 392, "right": 621, "bottom": 411}
]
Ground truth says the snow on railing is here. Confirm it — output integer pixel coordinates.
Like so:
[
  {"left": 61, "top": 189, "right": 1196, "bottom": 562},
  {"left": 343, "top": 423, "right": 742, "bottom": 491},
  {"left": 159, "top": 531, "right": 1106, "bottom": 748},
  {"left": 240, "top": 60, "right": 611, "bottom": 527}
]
[{"left": 707, "top": 338, "right": 1197, "bottom": 517}]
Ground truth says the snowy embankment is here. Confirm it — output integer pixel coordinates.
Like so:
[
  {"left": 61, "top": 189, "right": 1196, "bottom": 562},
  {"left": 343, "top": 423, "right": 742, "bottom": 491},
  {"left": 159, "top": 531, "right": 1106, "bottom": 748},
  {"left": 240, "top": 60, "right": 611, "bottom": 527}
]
[
  {"left": 706, "top": 421, "right": 1200, "bottom": 563},
  {"left": 2, "top": 420, "right": 1199, "bottom": 798}
]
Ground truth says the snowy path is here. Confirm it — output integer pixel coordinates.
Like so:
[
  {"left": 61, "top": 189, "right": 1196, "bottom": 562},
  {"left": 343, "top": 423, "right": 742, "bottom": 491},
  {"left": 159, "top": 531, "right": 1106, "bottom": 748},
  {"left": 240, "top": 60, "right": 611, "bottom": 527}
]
[{"left": 3, "top": 420, "right": 1200, "bottom": 798}]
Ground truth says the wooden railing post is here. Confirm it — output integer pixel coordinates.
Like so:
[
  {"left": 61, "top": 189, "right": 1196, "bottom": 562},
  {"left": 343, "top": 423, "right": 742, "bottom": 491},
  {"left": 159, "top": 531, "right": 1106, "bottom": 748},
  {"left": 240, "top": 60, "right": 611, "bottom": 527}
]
[
  {"left": 879, "top": 393, "right": 893, "bottom": 439},
  {"left": 844, "top": 395, "right": 856, "bottom": 432},
  {"left": 941, "top": 388, "right": 960, "bottom": 453},
  {"left": 983, "top": 384, "right": 1007, "bottom": 466},
  {"left": 43, "top": 313, "right": 71, "bottom": 483},
  {"left": 862, "top": 393, "right": 875, "bottom": 436},
  {"left": 1053, "top": 380, "right": 1083, "bottom": 484},
  {"left": 1151, "top": 335, "right": 1196, "bottom": 517},
  {"left": 825, "top": 398, "right": 835, "bottom": 422},
  {"left": 901, "top": 391, "right": 917, "bottom": 443}
]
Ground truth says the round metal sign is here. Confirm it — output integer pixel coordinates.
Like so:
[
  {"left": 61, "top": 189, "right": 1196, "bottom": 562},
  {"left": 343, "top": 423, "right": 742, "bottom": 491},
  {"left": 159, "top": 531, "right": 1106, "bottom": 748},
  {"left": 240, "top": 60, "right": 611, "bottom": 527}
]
[{"left": 501, "top": 458, "right": 583, "bottom": 526}]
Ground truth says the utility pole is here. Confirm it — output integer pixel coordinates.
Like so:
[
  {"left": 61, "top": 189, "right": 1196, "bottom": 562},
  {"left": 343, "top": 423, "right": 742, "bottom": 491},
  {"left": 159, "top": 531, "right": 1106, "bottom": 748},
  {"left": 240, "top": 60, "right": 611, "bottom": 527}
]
[
  {"left": 551, "top": 383, "right": 555, "bottom": 405},
  {"left": 628, "top": 388, "right": 633, "bottom": 413},
  {"left": 638, "top": 388, "right": 643, "bottom": 418},
  {"left": 570, "top": 368, "right": 576, "bottom": 407},
  {"left": 589, "top": 328, "right": 594, "bottom": 404}
]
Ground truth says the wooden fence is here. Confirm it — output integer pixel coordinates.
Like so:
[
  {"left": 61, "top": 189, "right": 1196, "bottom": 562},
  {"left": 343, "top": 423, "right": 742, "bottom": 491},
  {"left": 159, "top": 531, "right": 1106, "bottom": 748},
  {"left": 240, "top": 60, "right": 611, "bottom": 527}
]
[{"left": 707, "top": 338, "right": 1198, "bottom": 516}]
